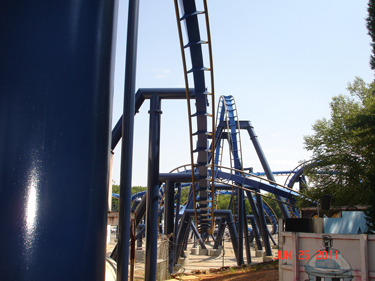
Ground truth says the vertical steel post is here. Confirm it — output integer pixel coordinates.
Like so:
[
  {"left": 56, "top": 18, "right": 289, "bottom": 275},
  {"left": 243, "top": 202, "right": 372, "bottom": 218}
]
[
  {"left": 164, "top": 179, "right": 175, "bottom": 274},
  {"left": 0, "top": 0, "right": 117, "bottom": 280},
  {"left": 173, "top": 183, "right": 182, "bottom": 264},
  {"left": 255, "top": 194, "right": 272, "bottom": 256},
  {"left": 117, "top": 0, "right": 140, "bottom": 280},
  {"left": 237, "top": 188, "right": 244, "bottom": 265},
  {"left": 145, "top": 94, "right": 162, "bottom": 281},
  {"left": 243, "top": 203, "right": 251, "bottom": 264},
  {"left": 130, "top": 212, "right": 137, "bottom": 281}
]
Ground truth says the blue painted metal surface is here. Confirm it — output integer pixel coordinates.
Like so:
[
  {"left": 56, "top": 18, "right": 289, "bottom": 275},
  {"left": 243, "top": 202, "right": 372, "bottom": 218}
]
[
  {"left": 111, "top": 88, "right": 194, "bottom": 150},
  {"left": 177, "top": 0, "right": 213, "bottom": 233},
  {"left": 0, "top": 0, "right": 117, "bottom": 279},
  {"left": 117, "top": 0, "right": 140, "bottom": 280},
  {"left": 145, "top": 94, "right": 162, "bottom": 280},
  {"left": 245, "top": 122, "right": 290, "bottom": 219},
  {"left": 210, "top": 170, "right": 300, "bottom": 201}
]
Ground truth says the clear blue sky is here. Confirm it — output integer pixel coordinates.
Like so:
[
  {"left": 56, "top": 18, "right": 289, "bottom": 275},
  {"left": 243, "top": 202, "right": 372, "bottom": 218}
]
[{"left": 111, "top": 0, "right": 373, "bottom": 187}]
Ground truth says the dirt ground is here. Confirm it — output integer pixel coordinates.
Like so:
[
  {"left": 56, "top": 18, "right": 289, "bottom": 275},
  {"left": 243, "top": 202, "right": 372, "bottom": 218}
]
[
  {"left": 107, "top": 230, "right": 280, "bottom": 281},
  {"left": 172, "top": 261, "right": 279, "bottom": 281}
]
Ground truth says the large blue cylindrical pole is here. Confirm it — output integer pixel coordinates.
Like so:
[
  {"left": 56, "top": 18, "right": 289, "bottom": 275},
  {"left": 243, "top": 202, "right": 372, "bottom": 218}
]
[{"left": 0, "top": 1, "right": 117, "bottom": 280}]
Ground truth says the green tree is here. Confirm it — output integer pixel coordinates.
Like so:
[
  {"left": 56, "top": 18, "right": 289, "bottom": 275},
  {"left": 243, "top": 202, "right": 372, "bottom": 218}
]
[
  {"left": 262, "top": 193, "right": 283, "bottom": 219},
  {"left": 179, "top": 187, "right": 190, "bottom": 205},
  {"left": 367, "top": 0, "right": 375, "bottom": 71},
  {"left": 300, "top": 77, "right": 375, "bottom": 231},
  {"left": 111, "top": 183, "right": 120, "bottom": 211},
  {"left": 110, "top": 184, "right": 147, "bottom": 212}
]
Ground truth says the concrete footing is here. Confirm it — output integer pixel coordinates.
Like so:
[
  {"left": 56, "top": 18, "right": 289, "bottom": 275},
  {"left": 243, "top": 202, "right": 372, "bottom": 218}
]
[
  {"left": 178, "top": 250, "right": 190, "bottom": 266},
  {"left": 208, "top": 249, "right": 222, "bottom": 256},
  {"left": 134, "top": 249, "right": 145, "bottom": 262},
  {"left": 156, "top": 259, "right": 168, "bottom": 281},
  {"left": 190, "top": 246, "right": 223, "bottom": 257},
  {"left": 198, "top": 248, "right": 208, "bottom": 255},
  {"left": 173, "top": 263, "right": 182, "bottom": 272},
  {"left": 255, "top": 250, "right": 265, "bottom": 257},
  {"left": 190, "top": 247, "right": 200, "bottom": 255},
  {"left": 263, "top": 255, "right": 274, "bottom": 262}
]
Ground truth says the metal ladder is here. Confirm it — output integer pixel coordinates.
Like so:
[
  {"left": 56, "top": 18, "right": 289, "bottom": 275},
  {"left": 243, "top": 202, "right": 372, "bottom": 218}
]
[{"left": 174, "top": 0, "right": 215, "bottom": 234}]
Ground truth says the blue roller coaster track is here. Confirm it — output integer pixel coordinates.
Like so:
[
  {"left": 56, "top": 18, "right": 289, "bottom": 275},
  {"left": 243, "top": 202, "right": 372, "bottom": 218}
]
[{"left": 1, "top": 0, "right": 317, "bottom": 280}]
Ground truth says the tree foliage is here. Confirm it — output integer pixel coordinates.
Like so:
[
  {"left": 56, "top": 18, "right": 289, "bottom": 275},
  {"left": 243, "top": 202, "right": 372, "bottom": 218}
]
[
  {"left": 300, "top": 77, "right": 375, "bottom": 231},
  {"left": 262, "top": 193, "right": 283, "bottom": 219},
  {"left": 367, "top": 0, "right": 375, "bottom": 72},
  {"left": 111, "top": 184, "right": 147, "bottom": 212}
]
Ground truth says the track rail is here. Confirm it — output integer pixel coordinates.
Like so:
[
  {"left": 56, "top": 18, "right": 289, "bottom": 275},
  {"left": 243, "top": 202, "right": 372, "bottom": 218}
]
[
  {"left": 214, "top": 95, "right": 245, "bottom": 221},
  {"left": 284, "top": 160, "right": 314, "bottom": 218},
  {"left": 215, "top": 96, "right": 243, "bottom": 171},
  {"left": 174, "top": 0, "right": 216, "bottom": 233},
  {"left": 170, "top": 164, "right": 305, "bottom": 200}
]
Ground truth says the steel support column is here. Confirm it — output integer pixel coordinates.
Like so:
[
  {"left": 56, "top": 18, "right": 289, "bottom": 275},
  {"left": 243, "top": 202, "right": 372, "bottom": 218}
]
[
  {"left": 237, "top": 188, "right": 244, "bottom": 265},
  {"left": 246, "top": 123, "right": 290, "bottom": 219},
  {"left": 255, "top": 194, "right": 272, "bottom": 256},
  {"left": 189, "top": 221, "right": 207, "bottom": 250},
  {"left": 0, "top": 0, "right": 117, "bottom": 279},
  {"left": 246, "top": 192, "right": 263, "bottom": 250},
  {"left": 164, "top": 179, "right": 175, "bottom": 274},
  {"left": 145, "top": 94, "right": 162, "bottom": 281},
  {"left": 243, "top": 203, "right": 251, "bottom": 264},
  {"left": 117, "top": 0, "right": 140, "bottom": 280}
]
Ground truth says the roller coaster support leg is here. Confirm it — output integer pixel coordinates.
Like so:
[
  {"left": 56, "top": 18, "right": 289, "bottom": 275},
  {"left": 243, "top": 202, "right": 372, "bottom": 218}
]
[
  {"left": 118, "top": 0, "right": 140, "bottom": 280},
  {"left": 214, "top": 210, "right": 241, "bottom": 266},
  {"left": 137, "top": 226, "right": 144, "bottom": 248},
  {"left": 0, "top": 0, "right": 116, "bottom": 279},
  {"left": 165, "top": 179, "right": 175, "bottom": 273},
  {"left": 213, "top": 217, "right": 227, "bottom": 249},
  {"left": 255, "top": 194, "right": 272, "bottom": 256},
  {"left": 267, "top": 227, "right": 277, "bottom": 246},
  {"left": 173, "top": 183, "right": 182, "bottom": 264},
  {"left": 175, "top": 189, "right": 194, "bottom": 265},
  {"left": 247, "top": 216, "right": 260, "bottom": 245},
  {"left": 246, "top": 192, "right": 263, "bottom": 250},
  {"left": 237, "top": 188, "right": 244, "bottom": 265},
  {"left": 190, "top": 221, "right": 207, "bottom": 250},
  {"left": 185, "top": 209, "right": 241, "bottom": 265},
  {"left": 246, "top": 122, "right": 290, "bottom": 219},
  {"left": 145, "top": 94, "right": 162, "bottom": 281},
  {"left": 243, "top": 204, "right": 251, "bottom": 264},
  {"left": 135, "top": 194, "right": 147, "bottom": 226},
  {"left": 213, "top": 192, "right": 234, "bottom": 250}
]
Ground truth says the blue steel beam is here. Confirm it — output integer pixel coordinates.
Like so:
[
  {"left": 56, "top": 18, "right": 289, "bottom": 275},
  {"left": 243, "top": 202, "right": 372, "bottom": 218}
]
[
  {"left": 159, "top": 170, "right": 299, "bottom": 200},
  {"left": 111, "top": 88, "right": 194, "bottom": 150},
  {"left": 212, "top": 170, "right": 300, "bottom": 201},
  {"left": 0, "top": 0, "right": 117, "bottom": 280}
]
